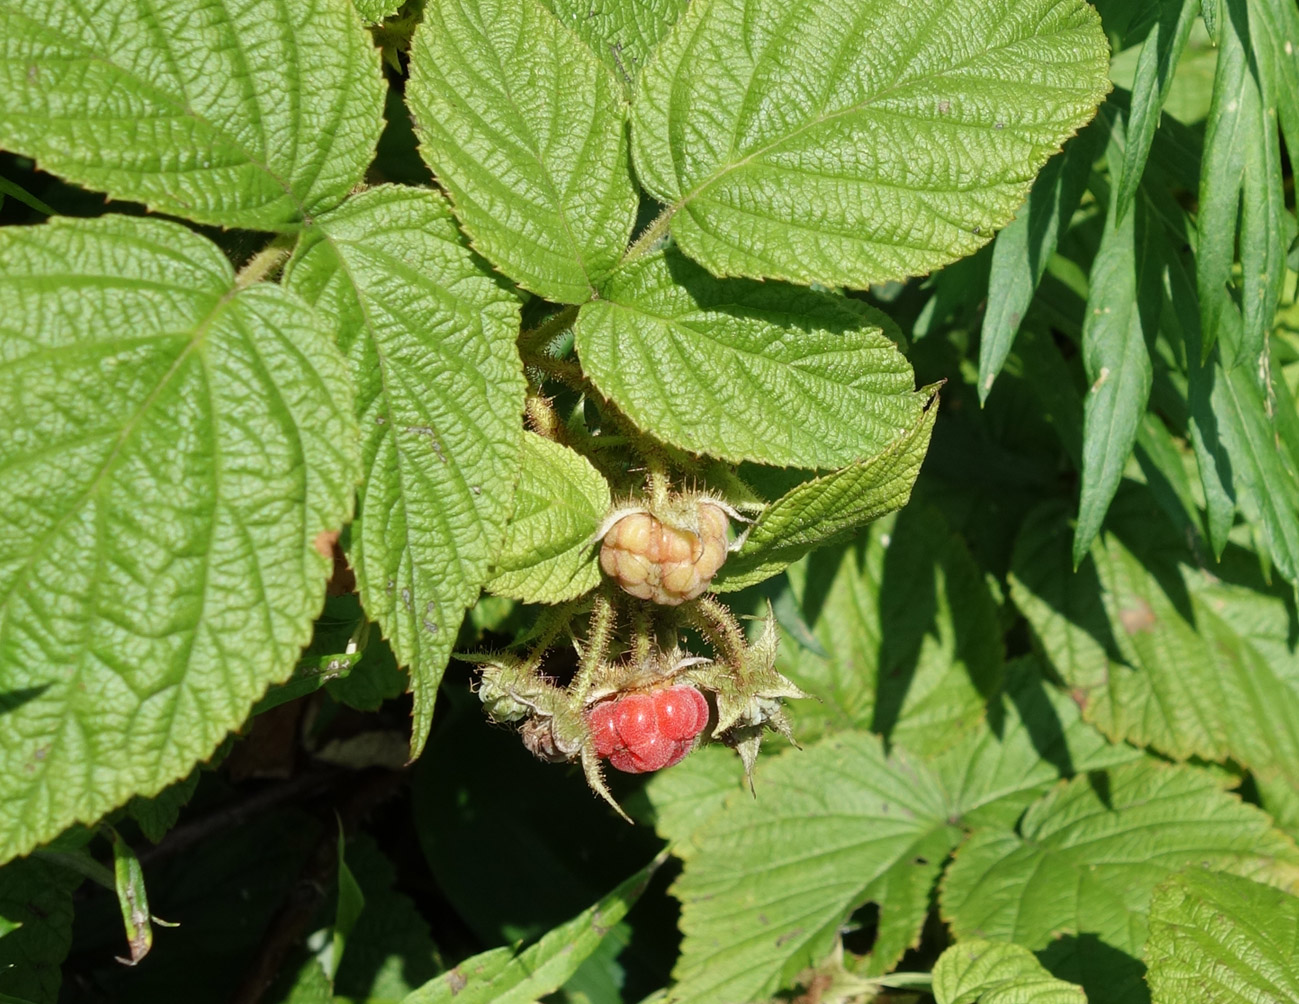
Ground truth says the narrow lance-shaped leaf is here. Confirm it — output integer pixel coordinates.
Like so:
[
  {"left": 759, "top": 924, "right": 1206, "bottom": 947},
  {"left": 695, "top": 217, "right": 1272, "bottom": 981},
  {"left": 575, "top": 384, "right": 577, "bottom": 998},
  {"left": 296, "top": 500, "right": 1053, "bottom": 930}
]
[
  {"left": 402, "top": 854, "right": 662, "bottom": 1004},
  {"left": 407, "top": 0, "right": 639, "bottom": 303},
  {"left": 1073, "top": 172, "right": 1161, "bottom": 566},
  {"left": 715, "top": 392, "right": 937, "bottom": 592},
  {"left": 1114, "top": 0, "right": 1200, "bottom": 223},
  {"left": 1145, "top": 870, "right": 1299, "bottom": 1004},
  {"left": 631, "top": 0, "right": 1112, "bottom": 287},
  {"left": 941, "top": 760, "right": 1299, "bottom": 1004},
  {"left": 1197, "top": 0, "right": 1285, "bottom": 368},
  {"left": 485, "top": 432, "right": 612, "bottom": 605},
  {"left": 979, "top": 121, "right": 1104, "bottom": 403},
  {"left": 576, "top": 248, "right": 926, "bottom": 467},
  {"left": 0, "top": 216, "right": 360, "bottom": 863},
  {"left": 284, "top": 185, "right": 525, "bottom": 759},
  {"left": 0, "top": 0, "right": 385, "bottom": 230},
  {"left": 106, "top": 827, "right": 155, "bottom": 966}
]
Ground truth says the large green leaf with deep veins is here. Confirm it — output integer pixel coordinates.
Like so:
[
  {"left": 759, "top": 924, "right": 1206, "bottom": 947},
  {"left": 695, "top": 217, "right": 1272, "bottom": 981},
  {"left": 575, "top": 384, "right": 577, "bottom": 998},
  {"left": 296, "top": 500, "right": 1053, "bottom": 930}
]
[
  {"left": 631, "top": 0, "right": 1112, "bottom": 287},
  {"left": 653, "top": 670, "right": 1130, "bottom": 1003},
  {"left": 0, "top": 215, "right": 359, "bottom": 864},
  {"left": 1145, "top": 870, "right": 1299, "bottom": 1004},
  {"left": 284, "top": 186, "right": 524, "bottom": 759},
  {"left": 540, "top": 0, "right": 690, "bottom": 92},
  {"left": 941, "top": 761, "right": 1299, "bottom": 1004},
  {"left": 932, "top": 940, "right": 1085, "bottom": 1004},
  {"left": 0, "top": 0, "right": 385, "bottom": 231},
  {"left": 407, "top": 0, "right": 639, "bottom": 304},
  {"left": 576, "top": 248, "right": 925, "bottom": 466},
  {"left": 1010, "top": 490, "right": 1299, "bottom": 824},
  {"left": 486, "top": 433, "right": 611, "bottom": 604}
]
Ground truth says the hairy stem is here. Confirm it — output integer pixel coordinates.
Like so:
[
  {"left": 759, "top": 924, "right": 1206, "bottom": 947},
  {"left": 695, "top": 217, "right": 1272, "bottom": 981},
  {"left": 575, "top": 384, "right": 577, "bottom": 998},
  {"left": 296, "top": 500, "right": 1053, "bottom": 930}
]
[
  {"left": 689, "top": 595, "right": 748, "bottom": 666},
  {"left": 517, "top": 304, "right": 580, "bottom": 358},
  {"left": 621, "top": 205, "right": 675, "bottom": 266},
  {"left": 235, "top": 236, "right": 295, "bottom": 289},
  {"left": 571, "top": 589, "right": 616, "bottom": 701}
]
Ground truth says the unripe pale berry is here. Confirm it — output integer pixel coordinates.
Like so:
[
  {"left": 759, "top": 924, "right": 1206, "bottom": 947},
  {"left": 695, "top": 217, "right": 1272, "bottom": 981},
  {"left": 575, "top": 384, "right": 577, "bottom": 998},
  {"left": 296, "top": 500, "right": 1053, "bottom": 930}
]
[{"left": 599, "top": 501, "right": 729, "bottom": 605}]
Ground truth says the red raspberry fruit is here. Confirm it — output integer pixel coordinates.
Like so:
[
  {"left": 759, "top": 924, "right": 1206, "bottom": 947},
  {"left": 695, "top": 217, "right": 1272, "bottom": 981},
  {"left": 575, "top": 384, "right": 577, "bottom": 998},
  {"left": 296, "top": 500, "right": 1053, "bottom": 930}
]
[{"left": 585, "top": 685, "right": 710, "bottom": 774}]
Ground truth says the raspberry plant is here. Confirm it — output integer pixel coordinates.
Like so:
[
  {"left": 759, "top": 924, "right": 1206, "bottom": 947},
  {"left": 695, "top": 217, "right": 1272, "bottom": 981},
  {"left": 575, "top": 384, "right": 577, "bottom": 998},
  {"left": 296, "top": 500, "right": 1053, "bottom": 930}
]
[{"left": 1, "top": 0, "right": 1299, "bottom": 1002}]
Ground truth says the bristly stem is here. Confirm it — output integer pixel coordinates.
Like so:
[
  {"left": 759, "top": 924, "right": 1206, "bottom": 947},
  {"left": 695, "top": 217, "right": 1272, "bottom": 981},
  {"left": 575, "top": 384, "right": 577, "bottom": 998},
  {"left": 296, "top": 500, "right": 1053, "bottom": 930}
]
[
  {"left": 235, "top": 236, "right": 295, "bottom": 289},
  {"left": 517, "top": 304, "right": 580, "bottom": 358},
  {"left": 689, "top": 595, "right": 748, "bottom": 666},
  {"left": 523, "top": 603, "right": 579, "bottom": 673},
  {"left": 621, "top": 205, "right": 675, "bottom": 266},
  {"left": 571, "top": 588, "right": 616, "bottom": 701}
]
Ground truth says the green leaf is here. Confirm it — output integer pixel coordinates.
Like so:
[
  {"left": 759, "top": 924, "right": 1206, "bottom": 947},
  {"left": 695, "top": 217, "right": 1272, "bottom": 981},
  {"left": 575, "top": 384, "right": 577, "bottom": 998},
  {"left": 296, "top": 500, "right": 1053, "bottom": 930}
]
[
  {"left": 664, "top": 734, "right": 962, "bottom": 1004},
  {"left": 127, "top": 770, "right": 200, "bottom": 845},
  {"left": 979, "top": 122, "right": 1104, "bottom": 403},
  {"left": 353, "top": 0, "right": 404, "bottom": 23},
  {"left": 106, "top": 826, "right": 155, "bottom": 966},
  {"left": 715, "top": 394, "right": 938, "bottom": 591},
  {"left": 929, "top": 657, "right": 1141, "bottom": 832},
  {"left": 327, "top": 829, "right": 367, "bottom": 982},
  {"left": 1145, "top": 870, "right": 1299, "bottom": 1004},
  {"left": 941, "top": 760, "right": 1299, "bottom": 1004},
  {"left": 0, "top": 215, "right": 359, "bottom": 863},
  {"left": 486, "top": 432, "right": 611, "bottom": 603},
  {"left": 539, "top": 0, "right": 690, "bottom": 92},
  {"left": 575, "top": 248, "right": 926, "bottom": 466},
  {"left": 1011, "top": 490, "right": 1299, "bottom": 804},
  {"left": 1212, "top": 358, "right": 1299, "bottom": 587},
  {"left": 630, "top": 0, "right": 1112, "bottom": 287},
  {"left": 1073, "top": 183, "right": 1161, "bottom": 566},
  {"left": 333, "top": 836, "right": 441, "bottom": 1003},
  {"left": 1113, "top": 0, "right": 1200, "bottom": 223},
  {"left": 284, "top": 185, "right": 524, "bottom": 759},
  {"left": 406, "top": 0, "right": 639, "bottom": 303},
  {"left": 0, "top": 176, "right": 53, "bottom": 217},
  {"left": 650, "top": 658, "right": 1131, "bottom": 989},
  {"left": 0, "top": 860, "right": 79, "bottom": 1004},
  {"left": 770, "top": 505, "right": 1002, "bottom": 756},
  {"left": 932, "top": 940, "right": 1086, "bottom": 1004},
  {"left": 0, "top": 0, "right": 385, "bottom": 230},
  {"left": 401, "top": 856, "right": 660, "bottom": 1004},
  {"left": 1197, "top": 0, "right": 1285, "bottom": 367}
]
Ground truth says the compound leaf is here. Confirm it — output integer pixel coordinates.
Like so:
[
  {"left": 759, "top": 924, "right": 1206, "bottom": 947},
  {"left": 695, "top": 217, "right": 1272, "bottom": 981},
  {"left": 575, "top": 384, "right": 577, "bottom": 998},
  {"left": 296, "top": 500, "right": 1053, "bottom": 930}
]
[
  {"left": 0, "top": 0, "right": 385, "bottom": 230},
  {"left": 0, "top": 215, "right": 359, "bottom": 860},
  {"left": 932, "top": 940, "right": 1085, "bottom": 1004},
  {"left": 284, "top": 185, "right": 524, "bottom": 759},
  {"left": 486, "top": 432, "right": 611, "bottom": 604},
  {"left": 576, "top": 248, "right": 926, "bottom": 466},
  {"left": 941, "top": 760, "right": 1299, "bottom": 1004},
  {"left": 664, "top": 733, "right": 961, "bottom": 1004},
  {"left": 1011, "top": 490, "right": 1299, "bottom": 811},
  {"left": 631, "top": 0, "right": 1112, "bottom": 287},
  {"left": 1145, "top": 869, "right": 1299, "bottom": 1004},
  {"left": 407, "top": 0, "right": 639, "bottom": 304}
]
